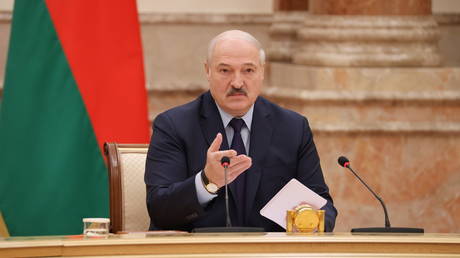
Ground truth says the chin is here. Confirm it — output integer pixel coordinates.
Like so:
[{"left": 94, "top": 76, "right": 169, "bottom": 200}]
[{"left": 227, "top": 104, "right": 250, "bottom": 116}]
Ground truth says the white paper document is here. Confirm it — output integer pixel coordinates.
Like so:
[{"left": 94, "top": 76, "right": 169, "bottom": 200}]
[{"left": 259, "top": 178, "right": 327, "bottom": 229}]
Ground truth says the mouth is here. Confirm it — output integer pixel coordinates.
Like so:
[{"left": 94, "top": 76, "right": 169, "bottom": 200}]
[{"left": 228, "top": 92, "right": 247, "bottom": 97}]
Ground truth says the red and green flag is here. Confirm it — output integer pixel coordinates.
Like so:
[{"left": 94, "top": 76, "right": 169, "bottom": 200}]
[{"left": 0, "top": 0, "right": 150, "bottom": 236}]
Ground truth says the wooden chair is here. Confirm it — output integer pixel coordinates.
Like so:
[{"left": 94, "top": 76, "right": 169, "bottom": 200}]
[
  {"left": 0, "top": 212, "right": 10, "bottom": 237},
  {"left": 104, "top": 142, "right": 150, "bottom": 233}
]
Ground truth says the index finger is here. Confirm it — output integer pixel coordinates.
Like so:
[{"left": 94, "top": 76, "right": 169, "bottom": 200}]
[{"left": 208, "top": 133, "right": 223, "bottom": 153}]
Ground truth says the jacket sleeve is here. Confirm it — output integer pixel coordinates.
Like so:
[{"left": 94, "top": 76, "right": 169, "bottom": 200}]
[
  {"left": 297, "top": 117, "right": 338, "bottom": 232},
  {"left": 144, "top": 112, "right": 205, "bottom": 230}
]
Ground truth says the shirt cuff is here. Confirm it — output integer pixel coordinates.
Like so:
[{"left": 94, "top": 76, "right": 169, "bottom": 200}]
[{"left": 195, "top": 171, "right": 217, "bottom": 206}]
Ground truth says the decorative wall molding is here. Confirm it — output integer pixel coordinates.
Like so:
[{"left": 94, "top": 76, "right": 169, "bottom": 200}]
[
  {"left": 263, "top": 87, "right": 460, "bottom": 104},
  {"left": 1, "top": 10, "right": 460, "bottom": 25},
  {"left": 294, "top": 15, "right": 442, "bottom": 67},
  {"left": 312, "top": 121, "right": 460, "bottom": 134},
  {"left": 146, "top": 86, "right": 460, "bottom": 134},
  {"left": 139, "top": 13, "right": 273, "bottom": 25},
  {"left": 0, "top": 11, "right": 274, "bottom": 24},
  {"left": 147, "top": 84, "right": 460, "bottom": 104},
  {"left": 0, "top": 11, "right": 11, "bottom": 22},
  {"left": 434, "top": 13, "right": 460, "bottom": 25},
  {"left": 267, "top": 12, "right": 306, "bottom": 62},
  {"left": 147, "top": 82, "right": 207, "bottom": 92}
]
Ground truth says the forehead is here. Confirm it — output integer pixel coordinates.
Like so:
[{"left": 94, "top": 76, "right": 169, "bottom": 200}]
[{"left": 211, "top": 38, "right": 261, "bottom": 66}]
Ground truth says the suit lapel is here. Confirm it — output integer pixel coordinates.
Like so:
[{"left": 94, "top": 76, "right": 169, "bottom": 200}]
[
  {"left": 245, "top": 97, "right": 272, "bottom": 222},
  {"left": 199, "top": 91, "right": 229, "bottom": 151}
]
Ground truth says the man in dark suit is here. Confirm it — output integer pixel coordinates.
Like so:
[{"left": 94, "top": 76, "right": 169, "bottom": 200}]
[{"left": 145, "top": 30, "right": 337, "bottom": 232}]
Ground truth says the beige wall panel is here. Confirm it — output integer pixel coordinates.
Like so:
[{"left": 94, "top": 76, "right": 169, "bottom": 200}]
[
  {"left": 0, "top": 0, "right": 273, "bottom": 13},
  {"left": 141, "top": 23, "right": 270, "bottom": 91},
  {"left": 137, "top": 0, "right": 273, "bottom": 14},
  {"left": 0, "top": 22, "right": 10, "bottom": 86},
  {"left": 433, "top": 0, "right": 460, "bottom": 12},
  {"left": 438, "top": 24, "right": 460, "bottom": 66},
  {"left": 0, "top": 0, "right": 12, "bottom": 11}
]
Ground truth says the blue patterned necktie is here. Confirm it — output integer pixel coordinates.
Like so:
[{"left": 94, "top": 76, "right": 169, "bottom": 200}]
[{"left": 229, "top": 118, "right": 247, "bottom": 226}]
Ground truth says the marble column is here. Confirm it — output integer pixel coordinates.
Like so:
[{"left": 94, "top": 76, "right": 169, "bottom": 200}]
[
  {"left": 293, "top": 0, "right": 442, "bottom": 66},
  {"left": 268, "top": 0, "right": 309, "bottom": 62},
  {"left": 267, "top": 12, "right": 306, "bottom": 62}
]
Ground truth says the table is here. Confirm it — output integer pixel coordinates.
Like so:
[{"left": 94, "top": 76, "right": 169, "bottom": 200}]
[{"left": 1, "top": 232, "right": 460, "bottom": 257}]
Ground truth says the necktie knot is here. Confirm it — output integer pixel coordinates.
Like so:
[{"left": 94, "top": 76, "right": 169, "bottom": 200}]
[{"left": 229, "top": 118, "right": 245, "bottom": 133}]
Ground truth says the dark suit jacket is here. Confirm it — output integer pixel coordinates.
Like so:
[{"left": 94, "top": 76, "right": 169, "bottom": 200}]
[{"left": 145, "top": 91, "right": 337, "bottom": 232}]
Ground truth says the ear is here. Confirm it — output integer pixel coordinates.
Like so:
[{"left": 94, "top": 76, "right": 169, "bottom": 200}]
[{"left": 204, "top": 62, "right": 211, "bottom": 81}]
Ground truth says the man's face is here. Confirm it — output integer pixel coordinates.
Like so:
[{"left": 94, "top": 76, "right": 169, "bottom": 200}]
[{"left": 205, "top": 38, "right": 264, "bottom": 117}]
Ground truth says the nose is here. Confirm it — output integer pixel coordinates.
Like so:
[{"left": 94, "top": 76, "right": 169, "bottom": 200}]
[{"left": 230, "top": 72, "right": 244, "bottom": 88}]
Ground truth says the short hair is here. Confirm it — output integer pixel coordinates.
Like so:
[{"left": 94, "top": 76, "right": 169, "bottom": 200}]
[{"left": 207, "top": 30, "right": 266, "bottom": 65}]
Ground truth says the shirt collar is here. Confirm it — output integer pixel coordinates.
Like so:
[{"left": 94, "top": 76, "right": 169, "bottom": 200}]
[{"left": 216, "top": 104, "right": 254, "bottom": 131}]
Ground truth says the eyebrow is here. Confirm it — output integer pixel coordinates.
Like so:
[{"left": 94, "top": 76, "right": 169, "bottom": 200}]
[{"left": 216, "top": 62, "right": 257, "bottom": 67}]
